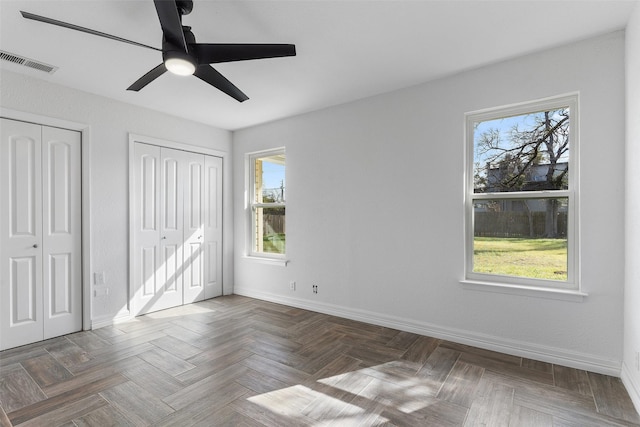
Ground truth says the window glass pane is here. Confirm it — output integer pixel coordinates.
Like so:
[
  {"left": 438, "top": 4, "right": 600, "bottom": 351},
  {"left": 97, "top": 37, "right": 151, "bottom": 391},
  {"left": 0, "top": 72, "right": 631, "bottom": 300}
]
[
  {"left": 255, "top": 206, "right": 285, "bottom": 254},
  {"left": 473, "top": 108, "right": 570, "bottom": 193},
  {"left": 251, "top": 150, "right": 286, "bottom": 256},
  {"left": 473, "top": 198, "right": 568, "bottom": 281},
  {"left": 255, "top": 154, "right": 285, "bottom": 203}
]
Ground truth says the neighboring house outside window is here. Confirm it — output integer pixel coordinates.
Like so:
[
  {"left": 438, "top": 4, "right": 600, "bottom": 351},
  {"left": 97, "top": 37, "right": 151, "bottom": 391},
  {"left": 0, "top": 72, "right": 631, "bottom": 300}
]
[
  {"left": 464, "top": 94, "right": 579, "bottom": 290},
  {"left": 248, "top": 149, "right": 286, "bottom": 258}
]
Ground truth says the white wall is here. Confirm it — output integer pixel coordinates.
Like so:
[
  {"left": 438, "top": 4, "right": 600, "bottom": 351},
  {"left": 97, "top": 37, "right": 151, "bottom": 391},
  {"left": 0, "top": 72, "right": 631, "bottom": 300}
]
[
  {"left": 624, "top": 1, "right": 640, "bottom": 411},
  {"left": 0, "top": 70, "right": 234, "bottom": 325},
  {"left": 233, "top": 32, "right": 626, "bottom": 374}
]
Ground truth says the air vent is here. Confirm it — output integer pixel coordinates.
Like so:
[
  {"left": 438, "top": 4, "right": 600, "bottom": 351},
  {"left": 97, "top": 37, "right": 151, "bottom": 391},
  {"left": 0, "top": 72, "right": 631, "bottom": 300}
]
[{"left": 0, "top": 50, "right": 57, "bottom": 74}]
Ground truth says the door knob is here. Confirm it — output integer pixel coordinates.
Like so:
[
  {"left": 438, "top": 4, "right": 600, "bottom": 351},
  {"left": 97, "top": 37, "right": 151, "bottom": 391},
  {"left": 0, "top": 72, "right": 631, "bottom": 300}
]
[{"left": 33, "top": 244, "right": 38, "bottom": 248}]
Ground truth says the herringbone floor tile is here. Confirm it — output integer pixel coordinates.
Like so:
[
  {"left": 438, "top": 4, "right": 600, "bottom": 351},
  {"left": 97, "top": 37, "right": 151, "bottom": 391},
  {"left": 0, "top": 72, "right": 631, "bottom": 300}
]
[{"left": 1, "top": 295, "right": 638, "bottom": 426}]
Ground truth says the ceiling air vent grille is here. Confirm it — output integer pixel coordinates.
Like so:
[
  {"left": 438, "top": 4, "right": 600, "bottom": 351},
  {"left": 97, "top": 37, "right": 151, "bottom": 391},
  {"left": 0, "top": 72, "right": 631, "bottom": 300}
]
[{"left": 0, "top": 50, "right": 57, "bottom": 74}]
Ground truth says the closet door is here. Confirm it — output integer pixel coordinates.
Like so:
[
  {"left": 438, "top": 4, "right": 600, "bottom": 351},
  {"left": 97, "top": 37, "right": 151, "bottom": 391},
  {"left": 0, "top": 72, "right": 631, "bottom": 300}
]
[
  {"left": 131, "top": 141, "right": 222, "bottom": 315},
  {"left": 42, "top": 126, "right": 82, "bottom": 339},
  {"left": 1, "top": 118, "right": 82, "bottom": 350},
  {"left": 204, "top": 155, "right": 223, "bottom": 299},
  {"left": 133, "top": 144, "right": 188, "bottom": 315},
  {"left": 0, "top": 120, "right": 44, "bottom": 349},
  {"left": 132, "top": 143, "right": 162, "bottom": 315},
  {"left": 182, "top": 152, "right": 205, "bottom": 304},
  {"left": 157, "top": 148, "right": 185, "bottom": 311}
]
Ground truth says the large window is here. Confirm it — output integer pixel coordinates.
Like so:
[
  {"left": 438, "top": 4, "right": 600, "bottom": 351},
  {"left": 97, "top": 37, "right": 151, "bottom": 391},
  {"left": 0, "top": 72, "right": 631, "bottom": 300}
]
[
  {"left": 249, "top": 149, "right": 286, "bottom": 258},
  {"left": 465, "top": 94, "right": 579, "bottom": 290}
]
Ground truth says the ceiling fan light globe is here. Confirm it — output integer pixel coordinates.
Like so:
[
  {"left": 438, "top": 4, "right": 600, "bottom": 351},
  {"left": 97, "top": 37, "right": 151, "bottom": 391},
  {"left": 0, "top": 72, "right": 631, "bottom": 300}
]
[{"left": 165, "top": 57, "right": 196, "bottom": 76}]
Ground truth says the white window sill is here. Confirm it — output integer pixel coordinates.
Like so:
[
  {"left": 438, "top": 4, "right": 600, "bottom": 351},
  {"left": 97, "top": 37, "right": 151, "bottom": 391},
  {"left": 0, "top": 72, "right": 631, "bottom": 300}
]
[
  {"left": 460, "top": 280, "right": 587, "bottom": 302},
  {"left": 242, "top": 256, "right": 289, "bottom": 267}
]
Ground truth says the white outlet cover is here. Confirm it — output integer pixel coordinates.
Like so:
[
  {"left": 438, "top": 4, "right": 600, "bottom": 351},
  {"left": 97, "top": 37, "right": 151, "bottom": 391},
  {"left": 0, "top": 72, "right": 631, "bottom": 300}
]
[{"left": 94, "top": 272, "right": 105, "bottom": 285}]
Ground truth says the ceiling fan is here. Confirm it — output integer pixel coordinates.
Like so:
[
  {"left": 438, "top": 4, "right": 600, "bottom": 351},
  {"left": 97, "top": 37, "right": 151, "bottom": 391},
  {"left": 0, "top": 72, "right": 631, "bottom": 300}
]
[{"left": 20, "top": 0, "right": 296, "bottom": 102}]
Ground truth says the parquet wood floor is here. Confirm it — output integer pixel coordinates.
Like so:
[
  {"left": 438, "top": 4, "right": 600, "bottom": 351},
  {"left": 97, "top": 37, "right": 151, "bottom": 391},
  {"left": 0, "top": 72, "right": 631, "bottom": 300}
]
[{"left": 1, "top": 295, "right": 639, "bottom": 426}]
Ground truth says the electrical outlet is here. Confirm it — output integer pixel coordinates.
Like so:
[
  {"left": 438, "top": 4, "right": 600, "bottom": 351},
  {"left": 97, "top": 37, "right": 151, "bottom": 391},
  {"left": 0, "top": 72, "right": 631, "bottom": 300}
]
[
  {"left": 289, "top": 281, "right": 296, "bottom": 291},
  {"left": 94, "top": 272, "right": 105, "bottom": 285},
  {"left": 312, "top": 284, "right": 318, "bottom": 294},
  {"left": 94, "top": 287, "right": 109, "bottom": 297}
]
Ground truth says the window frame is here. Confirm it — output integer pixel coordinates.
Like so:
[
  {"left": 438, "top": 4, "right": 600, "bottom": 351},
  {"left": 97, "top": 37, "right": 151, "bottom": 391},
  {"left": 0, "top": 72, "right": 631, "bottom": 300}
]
[
  {"left": 464, "top": 94, "right": 580, "bottom": 292},
  {"left": 247, "top": 147, "right": 286, "bottom": 261}
]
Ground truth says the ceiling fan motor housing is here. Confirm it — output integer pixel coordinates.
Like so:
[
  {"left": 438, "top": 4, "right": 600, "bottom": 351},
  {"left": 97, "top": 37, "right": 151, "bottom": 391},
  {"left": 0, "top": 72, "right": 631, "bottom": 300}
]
[
  {"left": 176, "top": 0, "right": 193, "bottom": 16},
  {"left": 162, "top": 26, "right": 196, "bottom": 75}
]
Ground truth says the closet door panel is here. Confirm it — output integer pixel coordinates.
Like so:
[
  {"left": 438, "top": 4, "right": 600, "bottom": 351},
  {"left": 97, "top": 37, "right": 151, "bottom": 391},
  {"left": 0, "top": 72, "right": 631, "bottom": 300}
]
[
  {"left": 11, "top": 136, "right": 40, "bottom": 238},
  {"left": 162, "top": 244, "right": 179, "bottom": 293},
  {"left": 141, "top": 246, "right": 157, "bottom": 297},
  {"left": 11, "top": 256, "right": 39, "bottom": 323},
  {"left": 142, "top": 155, "right": 158, "bottom": 231},
  {"left": 1, "top": 119, "right": 44, "bottom": 350},
  {"left": 158, "top": 148, "right": 184, "bottom": 310},
  {"left": 183, "top": 152, "right": 205, "bottom": 303},
  {"left": 133, "top": 143, "right": 162, "bottom": 315},
  {"left": 42, "top": 127, "right": 82, "bottom": 339},
  {"left": 48, "top": 253, "right": 71, "bottom": 314}
]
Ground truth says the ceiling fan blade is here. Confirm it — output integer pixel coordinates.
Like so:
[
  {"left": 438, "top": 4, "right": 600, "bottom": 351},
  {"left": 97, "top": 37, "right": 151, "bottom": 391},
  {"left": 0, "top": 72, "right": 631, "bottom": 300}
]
[
  {"left": 153, "top": 0, "right": 188, "bottom": 52},
  {"left": 20, "top": 11, "right": 161, "bottom": 51},
  {"left": 193, "top": 44, "right": 296, "bottom": 64},
  {"left": 194, "top": 65, "right": 249, "bottom": 102},
  {"left": 127, "top": 64, "right": 167, "bottom": 91}
]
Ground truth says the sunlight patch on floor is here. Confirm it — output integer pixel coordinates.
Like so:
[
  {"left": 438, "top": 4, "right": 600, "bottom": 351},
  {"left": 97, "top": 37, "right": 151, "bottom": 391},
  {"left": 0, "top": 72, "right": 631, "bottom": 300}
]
[
  {"left": 247, "top": 360, "right": 442, "bottom": 423},
  {"left": 247, "top": 384, "right": 391, "bottom": 425}
]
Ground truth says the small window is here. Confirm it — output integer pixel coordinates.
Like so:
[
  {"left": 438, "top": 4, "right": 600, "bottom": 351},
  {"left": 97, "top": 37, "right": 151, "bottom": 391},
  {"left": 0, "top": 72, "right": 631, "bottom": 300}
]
[
  {"left": 465, "top": 94, "right": 579, "bottom": 289},
  {"left": 249, "top": 149, "right": 286, "bottom": 257}
]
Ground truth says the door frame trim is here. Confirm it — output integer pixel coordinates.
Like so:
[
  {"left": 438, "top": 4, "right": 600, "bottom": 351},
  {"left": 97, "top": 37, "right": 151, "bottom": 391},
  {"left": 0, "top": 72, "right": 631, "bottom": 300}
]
[
  {"left": 128, "top": 133, "right": 227, "bottom": 318},
  {"left": 1, "top": 107, "right": 92, "bottom": 331}
]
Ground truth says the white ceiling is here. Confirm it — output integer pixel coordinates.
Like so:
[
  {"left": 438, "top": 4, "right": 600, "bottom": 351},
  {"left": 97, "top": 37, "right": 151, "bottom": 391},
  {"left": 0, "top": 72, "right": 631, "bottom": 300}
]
[{"left": 0, "top": 0, "right": 637, "bottom": 130}]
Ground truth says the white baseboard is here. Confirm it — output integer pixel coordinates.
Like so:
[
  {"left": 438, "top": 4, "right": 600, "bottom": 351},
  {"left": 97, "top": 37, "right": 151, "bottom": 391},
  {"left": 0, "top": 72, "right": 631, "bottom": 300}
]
[
  {"left": 90, "top": 311, "right": 132, "bottom": 330},
  {"left": 622, "top": 362, "right": 640, "bottom": 415},
  {"left": 234, "top": 287, "right": 621, "bottom": 376}
]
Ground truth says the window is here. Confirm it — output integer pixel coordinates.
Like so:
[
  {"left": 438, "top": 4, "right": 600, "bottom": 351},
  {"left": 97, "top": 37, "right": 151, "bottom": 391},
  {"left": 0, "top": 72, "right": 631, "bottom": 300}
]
[
  {"left": 249, "top": 149, "right": 286, "bottom": 258},
  {"left": 465, "top": 94, "right": 578, "bottom": 290}
]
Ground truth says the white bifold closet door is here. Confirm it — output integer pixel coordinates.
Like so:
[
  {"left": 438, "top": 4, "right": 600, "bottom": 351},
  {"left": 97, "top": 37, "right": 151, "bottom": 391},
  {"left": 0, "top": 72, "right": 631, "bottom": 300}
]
[
  {"left": 132, "top": 143, "right": 222, "bottom": 316},
  {"left": 0, "top": 118, "right": 82, "bottom": 351}
]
